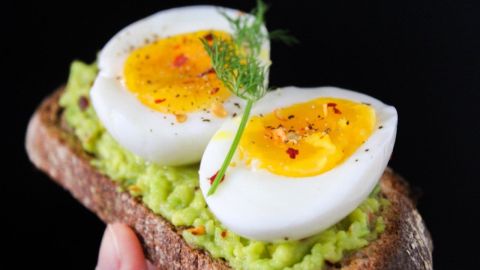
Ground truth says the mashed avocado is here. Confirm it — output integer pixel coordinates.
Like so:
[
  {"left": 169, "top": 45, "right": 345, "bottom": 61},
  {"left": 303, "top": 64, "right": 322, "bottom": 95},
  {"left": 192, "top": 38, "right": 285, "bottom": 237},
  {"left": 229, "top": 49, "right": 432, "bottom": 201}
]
[{"left": 60, "top": 61, "right": 388, "bottom": 270}]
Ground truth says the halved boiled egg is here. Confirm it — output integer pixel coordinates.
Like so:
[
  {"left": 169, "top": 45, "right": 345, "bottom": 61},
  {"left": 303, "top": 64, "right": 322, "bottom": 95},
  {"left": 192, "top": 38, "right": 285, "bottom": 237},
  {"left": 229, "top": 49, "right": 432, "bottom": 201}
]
[
  {"left": 199, "top": 86, "right": 397, "bottom": 241},
  {"left": 91, "top": 6, "right": 270, "bottom": 165}
]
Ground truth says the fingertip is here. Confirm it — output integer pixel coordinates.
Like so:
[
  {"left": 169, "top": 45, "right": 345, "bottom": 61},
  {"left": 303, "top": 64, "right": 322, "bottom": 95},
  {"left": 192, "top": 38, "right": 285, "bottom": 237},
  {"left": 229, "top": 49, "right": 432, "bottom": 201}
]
[
  {"left": 96, "top": 224, "right": 119, "bottom": 270},
  {"left": 96, "top": 223, "right": 148, "bottom": 270}
]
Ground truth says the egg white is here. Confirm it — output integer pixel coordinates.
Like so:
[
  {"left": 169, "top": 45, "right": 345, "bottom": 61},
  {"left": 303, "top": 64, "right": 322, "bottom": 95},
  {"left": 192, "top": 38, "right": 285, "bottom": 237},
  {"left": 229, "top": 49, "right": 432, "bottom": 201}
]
[
  {"left": 90, "top": 6, "right": 270, "bottom": 166},
  {"left": 199, "top": 86, "right": 398, "bottom": 241}
]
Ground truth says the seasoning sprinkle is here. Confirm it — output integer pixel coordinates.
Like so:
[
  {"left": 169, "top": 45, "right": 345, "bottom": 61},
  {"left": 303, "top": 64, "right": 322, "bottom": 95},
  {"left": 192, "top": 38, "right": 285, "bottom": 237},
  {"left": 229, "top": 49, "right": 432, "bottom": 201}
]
[
  {"left": 327, "top": 102, "right": 342, "bottom": 114},
  {"left": 198, "top": 67, "right": 215, "bottom": 77},
  {"left": 188, "top": 226, "right": 205, "bottom": 236},
  {"left": 175, "top": 114, "right": 187, "bottom": 123},
  {"left": 210, "top": 87, "right": 220, "bottom": 95},
  {"left": 286, "top": 147, "right": 299, "bottom": 159},
  {"left": 78, "top": 96, "right": 89, "bottom": 111},
  {"left": 274, "top": 109, "right": 287, "bottom": 121},
  {"left": 209, "top": 171, "right": 225, "bottom": 185},
  {"left": 204, "top": 33, "right": 214, "bottom": 41},
  {"left": 173, "top": 54, "right": 188, "bottom": 67},
  {"left": 212, "top": 102, "right": 228, "bottom": 118}
]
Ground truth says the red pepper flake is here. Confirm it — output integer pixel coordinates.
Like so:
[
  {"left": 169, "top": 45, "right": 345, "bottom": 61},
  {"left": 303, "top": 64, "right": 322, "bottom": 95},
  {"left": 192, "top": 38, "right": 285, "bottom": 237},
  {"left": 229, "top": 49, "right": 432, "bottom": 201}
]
[
  {"left": 209, "top": 171, "right": 225, "bottom": 185},
  {"left": 286, "top": 147, "right": 299, "bottom": 159},
  {"left": 204, "top": 33, "right": 214, "bottom": 41},
  {"left": 173, "top": 54, "right": 188, "bottom": 67},
  {"left": 221, "top": 231, "right": 228, "bottom": 238},
  {"left": 209, "top": 87, "right": 220, "bottom": 95},
  {"left": 154, "top": 98, "right": 166, "bottom": 104},
  {"left": 198, "top": 67, "right": 216, "bottom": 77},
  {"left": 327, "top": 102, "right": 342, "bottom": 114},
  {"left": 78, "top": 95, "right": 89, "bottom": 111}
]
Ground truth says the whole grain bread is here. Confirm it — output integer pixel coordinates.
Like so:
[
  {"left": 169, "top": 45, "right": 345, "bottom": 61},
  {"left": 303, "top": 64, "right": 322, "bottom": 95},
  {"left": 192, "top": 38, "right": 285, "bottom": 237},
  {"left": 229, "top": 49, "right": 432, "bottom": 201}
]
[{"left": 26, "top": 88, "right": 433, "bottom": 270}]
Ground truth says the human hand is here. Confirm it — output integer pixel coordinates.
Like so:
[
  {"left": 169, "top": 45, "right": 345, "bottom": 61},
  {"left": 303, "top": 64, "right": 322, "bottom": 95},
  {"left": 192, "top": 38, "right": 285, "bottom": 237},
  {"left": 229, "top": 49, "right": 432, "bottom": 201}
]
[{"left": 96, "top": 223, "right": 155, "bottom": 270}]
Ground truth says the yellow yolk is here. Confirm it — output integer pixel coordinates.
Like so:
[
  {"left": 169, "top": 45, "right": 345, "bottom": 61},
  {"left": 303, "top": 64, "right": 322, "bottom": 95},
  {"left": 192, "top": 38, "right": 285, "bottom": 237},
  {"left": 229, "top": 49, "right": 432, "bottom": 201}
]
[
  {"left": 124, "top": 30, "right": 231, "bottom": 115},
  {"left": 239, "top": 98, "right": 376, "bottom": 177}
]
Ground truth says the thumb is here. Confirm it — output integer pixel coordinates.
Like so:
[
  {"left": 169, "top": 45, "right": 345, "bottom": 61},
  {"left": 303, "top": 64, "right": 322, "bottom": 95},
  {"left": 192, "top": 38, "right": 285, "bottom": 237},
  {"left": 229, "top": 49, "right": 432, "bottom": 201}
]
[{"left": 96, "top": 223, "right": 151, "bottom": 270}]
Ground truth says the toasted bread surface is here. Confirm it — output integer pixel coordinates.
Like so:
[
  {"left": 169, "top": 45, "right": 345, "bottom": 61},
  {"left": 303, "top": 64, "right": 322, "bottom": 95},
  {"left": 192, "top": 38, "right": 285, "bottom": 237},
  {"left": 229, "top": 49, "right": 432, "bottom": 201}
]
[{"left": 26, "top": 88, "right": 433, "bottom": 270}]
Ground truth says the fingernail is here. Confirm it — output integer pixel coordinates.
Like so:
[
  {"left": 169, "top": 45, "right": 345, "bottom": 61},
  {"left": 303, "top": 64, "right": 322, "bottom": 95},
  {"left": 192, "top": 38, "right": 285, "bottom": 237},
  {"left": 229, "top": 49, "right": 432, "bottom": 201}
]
[{"left": 96, "top": 224, "right": 120, "bottom": 270}]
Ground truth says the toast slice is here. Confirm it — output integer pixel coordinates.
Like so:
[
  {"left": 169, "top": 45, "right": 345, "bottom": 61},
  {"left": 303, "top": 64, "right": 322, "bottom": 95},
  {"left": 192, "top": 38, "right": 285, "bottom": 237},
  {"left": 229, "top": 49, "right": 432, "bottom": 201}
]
[{"left": 26, "top": 88, "right": 433, "bottom": 270}]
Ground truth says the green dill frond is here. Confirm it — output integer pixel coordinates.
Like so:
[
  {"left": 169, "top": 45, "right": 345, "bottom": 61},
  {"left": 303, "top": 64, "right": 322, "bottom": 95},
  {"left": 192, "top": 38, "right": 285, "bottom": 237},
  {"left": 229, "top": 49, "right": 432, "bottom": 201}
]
[
  {"left": 219, "top": 0, "right": 268, "bottom": 55},
  {"left": 269, "top": 29, "right": 299, "bottom": 46},
  {"left": 202, "top": 0, "right": 297, "bottom": 195},
  {"left": 201, "top": 37, "right": 267, "bottom": 101},
  {"left": 201, "top": 0, "right": 295, "bottom": 102}
]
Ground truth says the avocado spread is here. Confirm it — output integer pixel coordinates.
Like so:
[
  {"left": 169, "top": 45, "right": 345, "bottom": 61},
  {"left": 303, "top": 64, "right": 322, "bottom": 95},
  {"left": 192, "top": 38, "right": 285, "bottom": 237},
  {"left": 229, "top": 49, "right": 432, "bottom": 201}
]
[{"left": 60, "top": 61, "right": 388, "bottom": 270}]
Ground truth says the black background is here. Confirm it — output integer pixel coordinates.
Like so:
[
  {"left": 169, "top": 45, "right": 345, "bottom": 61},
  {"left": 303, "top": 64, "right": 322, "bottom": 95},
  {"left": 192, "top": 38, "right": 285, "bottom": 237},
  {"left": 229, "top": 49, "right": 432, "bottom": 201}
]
[{"left": 5, "top": 0, "right": 480, "bottom": 269}]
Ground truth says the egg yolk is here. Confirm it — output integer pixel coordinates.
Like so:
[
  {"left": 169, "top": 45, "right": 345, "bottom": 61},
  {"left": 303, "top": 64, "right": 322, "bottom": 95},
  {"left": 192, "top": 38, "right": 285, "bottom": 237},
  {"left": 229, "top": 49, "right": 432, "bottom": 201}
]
[
  {"left": 239, "top": 98, "right": 376, "bottom": 177},
  {"left": 124, "top": 30, "right": 231, "bottom": 116}
]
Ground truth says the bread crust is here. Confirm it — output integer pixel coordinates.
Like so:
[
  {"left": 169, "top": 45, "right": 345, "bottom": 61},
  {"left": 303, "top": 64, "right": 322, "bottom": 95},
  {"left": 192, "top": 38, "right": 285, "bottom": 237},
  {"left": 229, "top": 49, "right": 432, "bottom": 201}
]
[{"left": 26, "top": 88, "right": 433, "bottom": 270}]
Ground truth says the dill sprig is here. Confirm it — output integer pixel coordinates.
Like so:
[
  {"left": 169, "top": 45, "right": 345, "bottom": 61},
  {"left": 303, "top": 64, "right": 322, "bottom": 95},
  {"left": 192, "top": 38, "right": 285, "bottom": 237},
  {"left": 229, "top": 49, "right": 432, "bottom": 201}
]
[
  {"left": 201, "top": 36, "right": 267, "bottom": 102},
  {"left": 202, "top": 0, "right": 294, "bottom": 195},
  {"left": 269, "top": 29, "right": 298, "bottom": 46}
]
